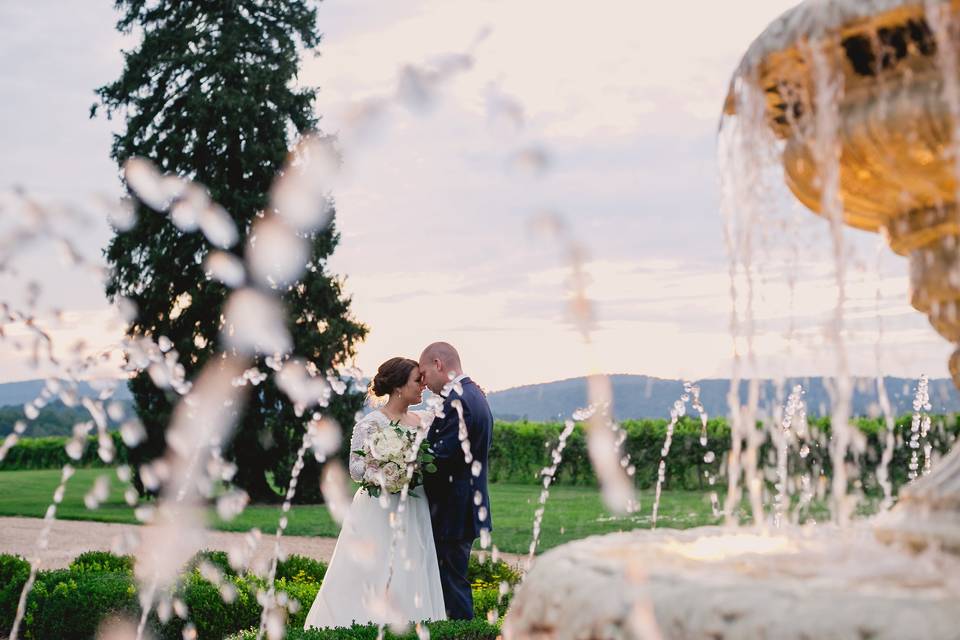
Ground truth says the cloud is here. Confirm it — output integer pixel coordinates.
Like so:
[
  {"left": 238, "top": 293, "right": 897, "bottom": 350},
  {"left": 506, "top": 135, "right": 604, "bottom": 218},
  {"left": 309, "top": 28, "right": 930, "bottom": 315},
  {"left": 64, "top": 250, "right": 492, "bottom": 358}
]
[{"left": 0, "top": 0, "right": 950, "bottom": 393}]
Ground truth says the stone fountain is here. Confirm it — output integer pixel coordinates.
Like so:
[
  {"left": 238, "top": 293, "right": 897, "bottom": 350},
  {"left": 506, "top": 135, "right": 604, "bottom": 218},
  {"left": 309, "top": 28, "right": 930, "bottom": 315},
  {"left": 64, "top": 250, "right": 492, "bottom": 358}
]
[{"left": 503, "top": 1, "right": 960, "bottom": 637}]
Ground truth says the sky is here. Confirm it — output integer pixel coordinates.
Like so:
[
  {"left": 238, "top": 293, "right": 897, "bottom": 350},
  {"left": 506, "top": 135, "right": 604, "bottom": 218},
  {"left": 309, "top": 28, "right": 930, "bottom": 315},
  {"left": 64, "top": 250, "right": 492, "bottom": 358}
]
[{"left": 0, "top": 0, "right": 953, "bottom": 392}]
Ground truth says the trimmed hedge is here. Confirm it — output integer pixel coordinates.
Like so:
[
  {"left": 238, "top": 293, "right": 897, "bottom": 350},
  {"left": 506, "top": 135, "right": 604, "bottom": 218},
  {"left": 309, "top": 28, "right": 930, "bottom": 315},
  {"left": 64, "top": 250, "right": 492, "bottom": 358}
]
[
  {"left": 21, "top": 569, "right": 139, "bottom": 639},
  {"left": 0, "top": 432, "right": 127, "bottom": 471},
  {"left": 488, "top": 416, "right": 960, "bottom": 493},
  {"left": 69, "top": 550, "right": 135, "bottom": 574},
  {"left": 228, "top": 619, "right": 501, "bottom": 640},
  {"left": 0, "top": 551, "right": 517, "bottom": 640},
  {"left": 0, "top": 554, "right": 29, "bottom": 636},
  {"left": 8, "top": 416, "right": 953, "bottom": 496}
]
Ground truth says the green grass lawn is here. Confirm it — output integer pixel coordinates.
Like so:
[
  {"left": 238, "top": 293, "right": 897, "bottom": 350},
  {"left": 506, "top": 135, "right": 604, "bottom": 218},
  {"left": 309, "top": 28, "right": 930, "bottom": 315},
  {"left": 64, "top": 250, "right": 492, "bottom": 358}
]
[{"left": 0, "top": 468, "right": 724, "bottom": 554}]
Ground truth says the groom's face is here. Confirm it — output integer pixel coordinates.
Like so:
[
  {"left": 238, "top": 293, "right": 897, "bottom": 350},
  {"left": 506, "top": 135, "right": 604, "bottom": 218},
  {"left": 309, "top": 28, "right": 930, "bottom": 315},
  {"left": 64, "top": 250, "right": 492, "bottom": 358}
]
[{"left": 418, "top": 357, "right": 444, "bottom": 395}]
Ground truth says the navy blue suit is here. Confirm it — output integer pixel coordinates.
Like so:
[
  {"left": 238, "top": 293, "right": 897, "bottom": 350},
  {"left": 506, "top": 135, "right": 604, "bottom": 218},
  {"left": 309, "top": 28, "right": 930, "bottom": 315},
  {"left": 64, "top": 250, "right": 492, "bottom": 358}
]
[{"left": 424, "top": 377, "right": 493, "bottom": 620}]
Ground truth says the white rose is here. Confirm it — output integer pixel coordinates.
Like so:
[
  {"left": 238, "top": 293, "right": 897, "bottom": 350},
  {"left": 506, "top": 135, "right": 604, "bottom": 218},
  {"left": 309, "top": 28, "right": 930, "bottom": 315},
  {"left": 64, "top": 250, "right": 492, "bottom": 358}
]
[
  {"left": 367, "top": 431, "right": 389, "bottom": 461},
  {"left": 380, "top": 461, "right": 406, "bottom": 493},
  {"left": 370, "top": 428, "right": 405, "bottom": 461},
  {"left": 362, "top": 465, "right": 380, "bottom": 485}
]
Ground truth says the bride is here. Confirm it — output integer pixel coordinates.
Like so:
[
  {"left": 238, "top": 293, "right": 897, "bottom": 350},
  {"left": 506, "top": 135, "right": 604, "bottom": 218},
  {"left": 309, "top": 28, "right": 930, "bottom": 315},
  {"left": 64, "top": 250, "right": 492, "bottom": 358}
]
[{"left": 303, "top": 357, "right": 446, "bottom": 629}]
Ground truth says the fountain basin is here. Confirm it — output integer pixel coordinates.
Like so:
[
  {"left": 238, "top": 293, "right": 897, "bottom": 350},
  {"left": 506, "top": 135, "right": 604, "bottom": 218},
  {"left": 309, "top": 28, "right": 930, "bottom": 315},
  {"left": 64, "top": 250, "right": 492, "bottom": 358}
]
[{"left": 503, "top": 526, "right": 960, "bottom": 639}]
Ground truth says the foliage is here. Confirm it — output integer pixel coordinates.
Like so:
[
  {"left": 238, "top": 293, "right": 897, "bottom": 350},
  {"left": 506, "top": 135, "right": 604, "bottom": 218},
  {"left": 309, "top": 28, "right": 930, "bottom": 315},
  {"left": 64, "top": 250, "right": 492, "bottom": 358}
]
[
  {"left": 0, "top": 433, "right": 127, "bottom": 471},
  {"left": 6, "top": 415, "right": 958, "bottom": 502},
  {"left": 185, "top": 549, "right": 236, "bottom": 576},
  {"left": 156, "top": 570, "right": 262, "bottom": 640},
  {"left": 488, "top": 416, "right": 960, "bottom": 493},
  {"left": 18, "top": 569, "right": 139, "bottom": 640},
  {"left": 91, "top": 0, "right": 367, "bottom": 502},
  {"left": 275, "top": 554, "right": 328, "bottom": 585},
  {"left": 0, "top": 550, "right": 514, "bottom": 639},
  {"left": 467, "top": 555, "right": 522, "bottom": 588},
  {"left": 472, "top": 588, "right": 511, "bottom": 620},
  {"left": 69, "top": 550, "right": 134, "bottom": 574},
  {"left": 228, "top": 619, "right": 502, "bottom": 640},
  {"left": 0, "top": 554, "right": 30, "bottom": 636}
]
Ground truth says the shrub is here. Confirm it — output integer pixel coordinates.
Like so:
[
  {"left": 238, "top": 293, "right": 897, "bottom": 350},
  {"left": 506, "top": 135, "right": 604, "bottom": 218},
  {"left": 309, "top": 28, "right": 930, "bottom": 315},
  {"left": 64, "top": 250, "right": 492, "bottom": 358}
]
[
  {"left": 69, "top": 550, "right": 134, "bottom": 575},
  {"left": 156, "top": 570, "right": 261, "bottom": 640},
  {"left": 472, "top": 588, "right": 511, "bottom": 620},
  {"left": 187, "top": 549, "right": 237, "bottom": 577},
  {"left": 0, "top": 432, "right": 128, "bottom": 471},
  {"left": 4, "top": 549, "right": 507, "bottom": 640},
  {"left": 488, "top": 416, "right": 960, "bottom": 493},
  {"left": 275, "top": 576, "right": 321, "bottom": 629},
  {"left": 228, "top": 619, "right": 501, "bottom": 640},
  {"left": 276, "top": 554, "right": 327, "bottom": 585},
  {"left": 467, "top": 556, "right": 522, "bottom": 589},
  {"left": 21, "top": 569, "right": 139, "bottom": 640},
  {"left": 0, "top": 554, "right": 30, "bottom": 636}
]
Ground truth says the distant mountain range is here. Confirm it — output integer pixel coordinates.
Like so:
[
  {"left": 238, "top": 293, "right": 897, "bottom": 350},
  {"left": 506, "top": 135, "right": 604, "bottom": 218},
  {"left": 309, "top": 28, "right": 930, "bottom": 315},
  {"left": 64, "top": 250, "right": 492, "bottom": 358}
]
[
  {"left": 0, "top": 379, "right": 132, "bottom": 407},
  {"left": 2, "top": 374, "right": 956, "bottom": 422},
  {"left": 486, "top": 374, "right": 960, "bottom": 421}
]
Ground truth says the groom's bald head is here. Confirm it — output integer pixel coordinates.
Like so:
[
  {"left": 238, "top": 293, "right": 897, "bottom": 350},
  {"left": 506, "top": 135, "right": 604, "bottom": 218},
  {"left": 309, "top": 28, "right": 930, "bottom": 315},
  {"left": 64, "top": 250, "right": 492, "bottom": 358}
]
[{"left": 419, "top": 342, "right": 463, "bottom": 393}]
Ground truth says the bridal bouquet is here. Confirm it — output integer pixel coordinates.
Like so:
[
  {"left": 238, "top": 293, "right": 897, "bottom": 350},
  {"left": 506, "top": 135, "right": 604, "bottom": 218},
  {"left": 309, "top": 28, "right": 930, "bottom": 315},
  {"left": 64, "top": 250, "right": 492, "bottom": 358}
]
[{"left": 353, "top": 421, "right": 437, "bottom": 497}]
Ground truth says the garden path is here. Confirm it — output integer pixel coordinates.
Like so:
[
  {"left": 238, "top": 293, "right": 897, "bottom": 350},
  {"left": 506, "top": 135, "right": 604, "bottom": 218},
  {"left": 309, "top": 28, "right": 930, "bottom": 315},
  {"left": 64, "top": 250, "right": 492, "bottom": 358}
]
[{"left": 0, "top": 516, "right": 525, "bottom": 570}]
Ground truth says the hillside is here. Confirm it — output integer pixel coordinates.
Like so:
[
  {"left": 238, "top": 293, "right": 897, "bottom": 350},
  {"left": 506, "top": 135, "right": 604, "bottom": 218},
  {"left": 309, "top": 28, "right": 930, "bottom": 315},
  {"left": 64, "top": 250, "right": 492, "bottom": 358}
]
[
  {"left": 486, "top": 374, "right": 960, "bottom": 421},
  {"left": 0, "top": 379, "right": 131, "bottom": 407}
]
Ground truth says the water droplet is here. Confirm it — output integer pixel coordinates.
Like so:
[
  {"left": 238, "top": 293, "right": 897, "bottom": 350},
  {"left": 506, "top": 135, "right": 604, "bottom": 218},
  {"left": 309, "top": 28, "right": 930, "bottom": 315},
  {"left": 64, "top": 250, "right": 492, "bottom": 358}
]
[
  {"left": 203, "top": 250, "right": 245, "bottom": 288},
  {"left": 246, "top": 216, "right": 308, "bottom": 286},
  {"left": 65, "top": 439, "right": 84, "bottom": 460},
  {"left": 123, "top": 158, "right": 169, "bottom": 210},
  {"left": 120, "top": 420, "right": 146, "bottom": 447},
  {"left": 157, "top": 597, "right": 173, "bottom": 623},
  {"left": 307, "top": 416, "right": 341, "bottom": 458},
  {"left": 198, "top": 202, "right": 238, "bottom": 248},
  {"left": 134, "top": 505, "right": 155, "bottom": 523},
  {"left": 270, "top": 136, "right": 337, "bottom": 232},
  {"left": 222, "top": 288, "right": 292, "bottom": 355},
  {"left": 106, "top": 401, "right": 125, "bottom": 422},
  {"left": 216, "top": 489, "right": 250, "bottom": 521}
]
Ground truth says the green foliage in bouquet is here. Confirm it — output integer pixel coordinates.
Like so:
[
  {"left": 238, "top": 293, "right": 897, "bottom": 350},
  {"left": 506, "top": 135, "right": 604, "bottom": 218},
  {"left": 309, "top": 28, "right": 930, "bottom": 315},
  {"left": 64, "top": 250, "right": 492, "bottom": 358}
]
[{"left": 353, "top": 420, "right": 437, "bottom": 498}]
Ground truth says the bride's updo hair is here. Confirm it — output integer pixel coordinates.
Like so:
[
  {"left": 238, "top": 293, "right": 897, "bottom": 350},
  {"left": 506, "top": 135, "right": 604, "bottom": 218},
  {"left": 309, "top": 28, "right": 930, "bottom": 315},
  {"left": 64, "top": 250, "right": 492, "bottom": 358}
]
[{"left": 370, "top": 357, "right": 419, "bottom": 399}]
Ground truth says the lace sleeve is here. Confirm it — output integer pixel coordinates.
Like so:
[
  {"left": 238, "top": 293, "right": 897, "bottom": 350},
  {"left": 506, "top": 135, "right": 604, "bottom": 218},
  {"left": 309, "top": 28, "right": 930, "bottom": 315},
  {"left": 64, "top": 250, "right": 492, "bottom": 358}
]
[
  {"left": 412, "top": 409, "right": 435, "bottom": 432},
  {"left": 348, "top": 413, "right": 378, "bottom": 482}
]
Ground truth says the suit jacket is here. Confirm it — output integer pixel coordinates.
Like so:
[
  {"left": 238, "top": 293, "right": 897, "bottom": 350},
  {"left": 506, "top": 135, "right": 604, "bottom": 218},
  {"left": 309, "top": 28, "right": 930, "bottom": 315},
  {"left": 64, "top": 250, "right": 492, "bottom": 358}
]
[{"left": 424, "top": 377, "right": 494, "bottom": 542}]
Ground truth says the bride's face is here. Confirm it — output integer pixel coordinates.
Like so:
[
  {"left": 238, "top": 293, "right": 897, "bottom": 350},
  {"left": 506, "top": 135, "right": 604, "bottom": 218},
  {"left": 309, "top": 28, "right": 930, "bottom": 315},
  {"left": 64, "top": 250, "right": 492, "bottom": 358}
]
[{"left": 399, "top": 366, "right": 425, "bottom": 405}]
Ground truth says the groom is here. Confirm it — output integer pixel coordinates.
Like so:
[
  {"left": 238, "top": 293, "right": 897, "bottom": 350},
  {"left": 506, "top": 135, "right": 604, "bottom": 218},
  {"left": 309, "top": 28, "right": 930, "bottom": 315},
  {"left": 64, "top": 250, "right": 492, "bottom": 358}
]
[{"left": 419, "top": 342, "right": 493, "bottom": 620}]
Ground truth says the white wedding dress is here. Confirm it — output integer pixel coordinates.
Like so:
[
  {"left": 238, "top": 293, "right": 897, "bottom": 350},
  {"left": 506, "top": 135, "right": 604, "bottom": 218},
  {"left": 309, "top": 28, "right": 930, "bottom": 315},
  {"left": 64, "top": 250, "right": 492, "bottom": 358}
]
[{"left": 303, "top": 410, "right": 447, "bottom": 629}]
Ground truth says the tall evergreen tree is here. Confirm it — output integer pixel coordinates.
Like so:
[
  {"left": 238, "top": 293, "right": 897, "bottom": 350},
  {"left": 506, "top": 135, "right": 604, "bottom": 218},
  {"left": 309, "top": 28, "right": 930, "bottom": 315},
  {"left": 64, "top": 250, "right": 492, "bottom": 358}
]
[{"left": 92, "top": 1, "right": 367, "bottom": 501}]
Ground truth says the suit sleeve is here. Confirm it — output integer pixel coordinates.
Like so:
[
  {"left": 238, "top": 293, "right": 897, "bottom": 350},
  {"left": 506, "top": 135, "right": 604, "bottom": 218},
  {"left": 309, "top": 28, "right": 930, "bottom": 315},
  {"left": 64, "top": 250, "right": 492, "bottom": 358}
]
[{"left": 430, "top": 395, "right": 472, "bottom": 463}]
